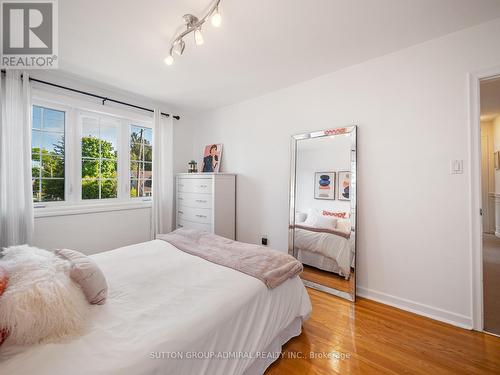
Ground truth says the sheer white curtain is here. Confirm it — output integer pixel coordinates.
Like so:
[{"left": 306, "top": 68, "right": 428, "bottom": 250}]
[
  {"left": 151, "top": 110, "right": 174, "bottom": 237},
  {"left": 0, "top": 71, "right": 34, "bottom": 247}
]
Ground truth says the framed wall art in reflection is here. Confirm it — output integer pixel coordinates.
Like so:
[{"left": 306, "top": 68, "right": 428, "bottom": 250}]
[
  {"left": 314, "top": 172, "right": 336, "bottom": 200},
  {"left": 338, "top": 171, "right": 351, "bottom": 201}
]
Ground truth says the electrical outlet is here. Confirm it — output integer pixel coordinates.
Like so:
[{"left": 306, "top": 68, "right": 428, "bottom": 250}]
[{"left": 261, "top": 236, "right": 268, "bottom": 246}]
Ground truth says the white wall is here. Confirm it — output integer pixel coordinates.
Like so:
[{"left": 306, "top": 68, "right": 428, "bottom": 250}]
[
  {"left": 180, "top": 17, "right": 500, "bottom": 328},
  {"left": 33, "top": 208, "right": 151, "bottom": 255},
  {"left": 173, "top": 112, "right": 196, "bottom": 174},
  {"left": 296, "top": 136, "right": 351, "bottom": 214},
  {"left": 493, "top": 116, "right": 500, "bottom": 191},
  {"left": 480, "top": 120, "right": 495, "bottom": 234},
  {"left": 480, "top": 120, "right": 495, "bottom": 194}
]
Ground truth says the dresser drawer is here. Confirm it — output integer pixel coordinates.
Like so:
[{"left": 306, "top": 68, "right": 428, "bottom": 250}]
[
  {"left": 177, "top": 179, "right": 212, "bottom": 194},
  {"left": 177, "top": 192, "right": 212, "bottom": 209},
  {"left": 177, "top": 207, "right": 212, "bottom": 224},
  {"left": 176, "top": 219, "right": 212, "bottom": 232}
]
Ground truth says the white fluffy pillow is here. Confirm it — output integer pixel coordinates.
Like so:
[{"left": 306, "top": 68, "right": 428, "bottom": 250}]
[
  {"left": 303, "top": 211, "right": 318, "bottom": 227},
  {"left": 0, "top": 245, "right": 89, "bottom": 345},
  {"left": 295, "top": 211, "right": 307, "bottom": 223},
  {"left": 315, "top": 215, "right": 337, "bottom": 230},
  {"left": 336, "top": 219, "right": 351, "bottom": 233}
]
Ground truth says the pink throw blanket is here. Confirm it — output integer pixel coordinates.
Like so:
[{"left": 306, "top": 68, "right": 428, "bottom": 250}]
[{"left": 157, "top": 229, "right": 303, "bottom": 289}]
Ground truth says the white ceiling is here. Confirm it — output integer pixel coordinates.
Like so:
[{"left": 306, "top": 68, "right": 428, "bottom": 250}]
[
  {"left": 481, "top": 77, "right": 500, "bottom": 121},
  {"left": 59, "top": 0, "right": 500, "bottom": 111}
]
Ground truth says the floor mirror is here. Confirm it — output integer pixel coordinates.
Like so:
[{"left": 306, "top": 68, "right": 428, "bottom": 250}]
[{"left": 289, "top": 126, "right": 357, "bottom": 301}]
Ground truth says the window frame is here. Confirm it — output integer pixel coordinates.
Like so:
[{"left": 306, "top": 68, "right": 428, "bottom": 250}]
[
  {"left": 31, "top": 90, "right": 154, "bottom": 217},
  {"left": 31, "top": 99, "right": 72, "bottom": 208},
  {"left": 129, "top": 124, "right": 153, "bottom": 200},
  {"left": 77, "top": 110, "right": 121, "bottom": 202}
]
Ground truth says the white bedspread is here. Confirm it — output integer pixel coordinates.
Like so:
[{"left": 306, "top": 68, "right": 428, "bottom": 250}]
[
  {"left": 294, "top": 227, "right": 354, "bottom": 277},
  {"left": 0, "top": 240, "right": 311, "bottom": 375}
]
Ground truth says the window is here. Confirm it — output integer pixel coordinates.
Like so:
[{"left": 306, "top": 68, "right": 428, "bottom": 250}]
[
  {"left": 81, "top": 116, "right": 119, "bottom": 200},
  {"left": 31, "top": 105, "right": 65, "bottom": 202},
  {"left": 130, "top": 125, "right": 152, "bottom": 198},
  {"left": 30, "top": 95, "right": 153, "bottom": 211}
]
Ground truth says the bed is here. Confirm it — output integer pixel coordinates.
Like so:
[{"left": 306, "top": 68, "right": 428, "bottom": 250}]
[
  {"left": 293, "top": 225, "right": 355, "bottom": 279},
  {"left": 0, "top": 240, "right": 311, "bottom": 375}
]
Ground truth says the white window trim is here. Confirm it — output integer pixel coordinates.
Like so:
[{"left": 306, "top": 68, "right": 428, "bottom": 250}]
[
  {"left": 129, "top": 124, "right": 153, "bottom": 200},
  {"left": 34, "top": 201, "right": 152, "bottom": 218},
  {"left": 32, "top": 90, "right": 153, "bottom": 218}
]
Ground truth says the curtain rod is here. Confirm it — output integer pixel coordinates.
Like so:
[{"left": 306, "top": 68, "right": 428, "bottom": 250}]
[{"left": 0, "top": 70, "right": 180, "bottom": 120}]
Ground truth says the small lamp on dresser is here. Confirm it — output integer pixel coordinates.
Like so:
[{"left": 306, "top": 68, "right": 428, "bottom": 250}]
[{"left": 188, "top": 160, "right": 198, "bottom": 173}]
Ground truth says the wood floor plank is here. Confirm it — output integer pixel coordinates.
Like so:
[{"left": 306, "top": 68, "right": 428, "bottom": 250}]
[
  {"left": 301, "top": 265, "right": 354, "bottom": 293},
  {"left": 265, "top": 288, "right": 500, "bottom": 375}
]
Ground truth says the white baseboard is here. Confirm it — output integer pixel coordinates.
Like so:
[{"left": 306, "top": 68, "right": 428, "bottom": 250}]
[{"left": 356, "top": 286, "right": 473, "bottom": 330}]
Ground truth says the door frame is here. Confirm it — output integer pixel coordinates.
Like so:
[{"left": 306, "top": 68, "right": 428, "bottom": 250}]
[{"left": 468, "top": 65, "right": 500, "bottom": 331}]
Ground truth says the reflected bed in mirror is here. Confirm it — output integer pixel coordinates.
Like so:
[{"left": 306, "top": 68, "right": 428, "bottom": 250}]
[{"left": 289, "top": 126, "right": 357, "bottom": 301}]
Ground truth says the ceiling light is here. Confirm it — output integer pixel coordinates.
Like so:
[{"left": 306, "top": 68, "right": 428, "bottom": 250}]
[
  {"left": 211, "top": 7, "right": 221, "bottom": 27},
  {"left": 164, "top": 55, "right": 174, "bottom": 66},
  {"left": 173, "top": 39, "right": 185, "bottom": 56},
  {"left": 165, "top": 0, "right": 222, "bottom": 66},
  {"left": 194, "top": 28, "right": 204, "bottom": 45}
]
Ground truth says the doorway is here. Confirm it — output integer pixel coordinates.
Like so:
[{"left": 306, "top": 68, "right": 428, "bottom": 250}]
[{"left": 479, "top": 76, "right": 500, "bottom": 336}]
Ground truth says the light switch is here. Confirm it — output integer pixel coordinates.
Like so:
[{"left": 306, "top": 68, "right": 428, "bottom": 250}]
[{"left": 450, "top": 160, "right": 463, "bottom": 174}]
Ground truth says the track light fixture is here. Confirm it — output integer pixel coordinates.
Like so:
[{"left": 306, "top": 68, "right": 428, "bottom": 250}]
[
  {"left": 211, "top": 7, "right": 222, "bottom": 28},
  {"left": 173, "top": 39, "right": 185, "bottom": 56},
  {"left": 165, "top": 0, "right": 222, "bottom": 66},
  {"left": 164, "top": 55, "right": 174, "bottom": 66},
  {"left": 194, "top": 28, "right": 204, "bottom": 46}
]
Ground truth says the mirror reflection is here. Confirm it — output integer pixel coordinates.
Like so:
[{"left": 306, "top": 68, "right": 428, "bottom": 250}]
[{"left": 289, "top": 127, "right": 356, "bottom": 301}]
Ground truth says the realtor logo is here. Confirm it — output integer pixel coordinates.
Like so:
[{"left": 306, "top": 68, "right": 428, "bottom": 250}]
[{"left": 1, "top": 0, "right": 58, "bottom": 69}]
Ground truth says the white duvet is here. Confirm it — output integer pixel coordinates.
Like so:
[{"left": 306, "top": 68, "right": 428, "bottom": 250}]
[
  {"left": 0, "top": 240, "right": 311, "bottom": 375},
  {"left": 294, "top": 227, "right": 354, "bottom": 277}
]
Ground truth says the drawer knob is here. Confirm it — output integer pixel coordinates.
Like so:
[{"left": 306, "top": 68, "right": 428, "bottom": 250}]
[
  {"left": 178, "top": 224, "right": 183, "bottom": 227},
  {"left": 195, "top": 214, "right": 207, "bottom": 218},
  {"left": 178, "top": 210, "right": 184, "bottom": 214},
  {"left": 196, "top": 199, "right": 207, "bottom": 203}
]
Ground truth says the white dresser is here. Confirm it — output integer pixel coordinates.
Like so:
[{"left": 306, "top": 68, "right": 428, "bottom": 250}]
[{"left": 175, "top": 173, "right": 236, "bottom": 240}]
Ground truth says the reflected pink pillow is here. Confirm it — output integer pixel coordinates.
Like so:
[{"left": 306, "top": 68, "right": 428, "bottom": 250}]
[
  {"left": 322, "top": 210, "right": 349, "bottom": 218},
  {"left": 0, "top": 266, "right": 9, "bottom": 345}
]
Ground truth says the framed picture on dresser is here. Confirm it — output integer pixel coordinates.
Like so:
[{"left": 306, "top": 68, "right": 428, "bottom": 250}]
[{"left": 202, "top": 144, "right": 223, "bottom": 173}]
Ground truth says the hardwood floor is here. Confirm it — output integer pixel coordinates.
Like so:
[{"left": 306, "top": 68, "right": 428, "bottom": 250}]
[
  {"left": 265, "top": 288, "right": 500, "bottom": 374},
  {"left": 301, "top": 265, "right": 354, "bottom": 293}
]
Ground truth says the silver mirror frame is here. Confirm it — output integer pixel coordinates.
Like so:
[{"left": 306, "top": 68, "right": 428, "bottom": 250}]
[{"left": 288, "top": 125, "right": 357, "bottom": 301}]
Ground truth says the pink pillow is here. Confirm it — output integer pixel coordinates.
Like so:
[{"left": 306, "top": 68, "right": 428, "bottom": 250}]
[
  {"left": 0, "top": 266, "right": 9, "bottom": 345},
  {"left": 54, "top": 249, "right": 108, "bottom": 305},
  {"left": 322, "top": 210, "right": 349, "bottom": 218},
  {"left": 0, "top": 266, "right": 7, "bottom": 295}
]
